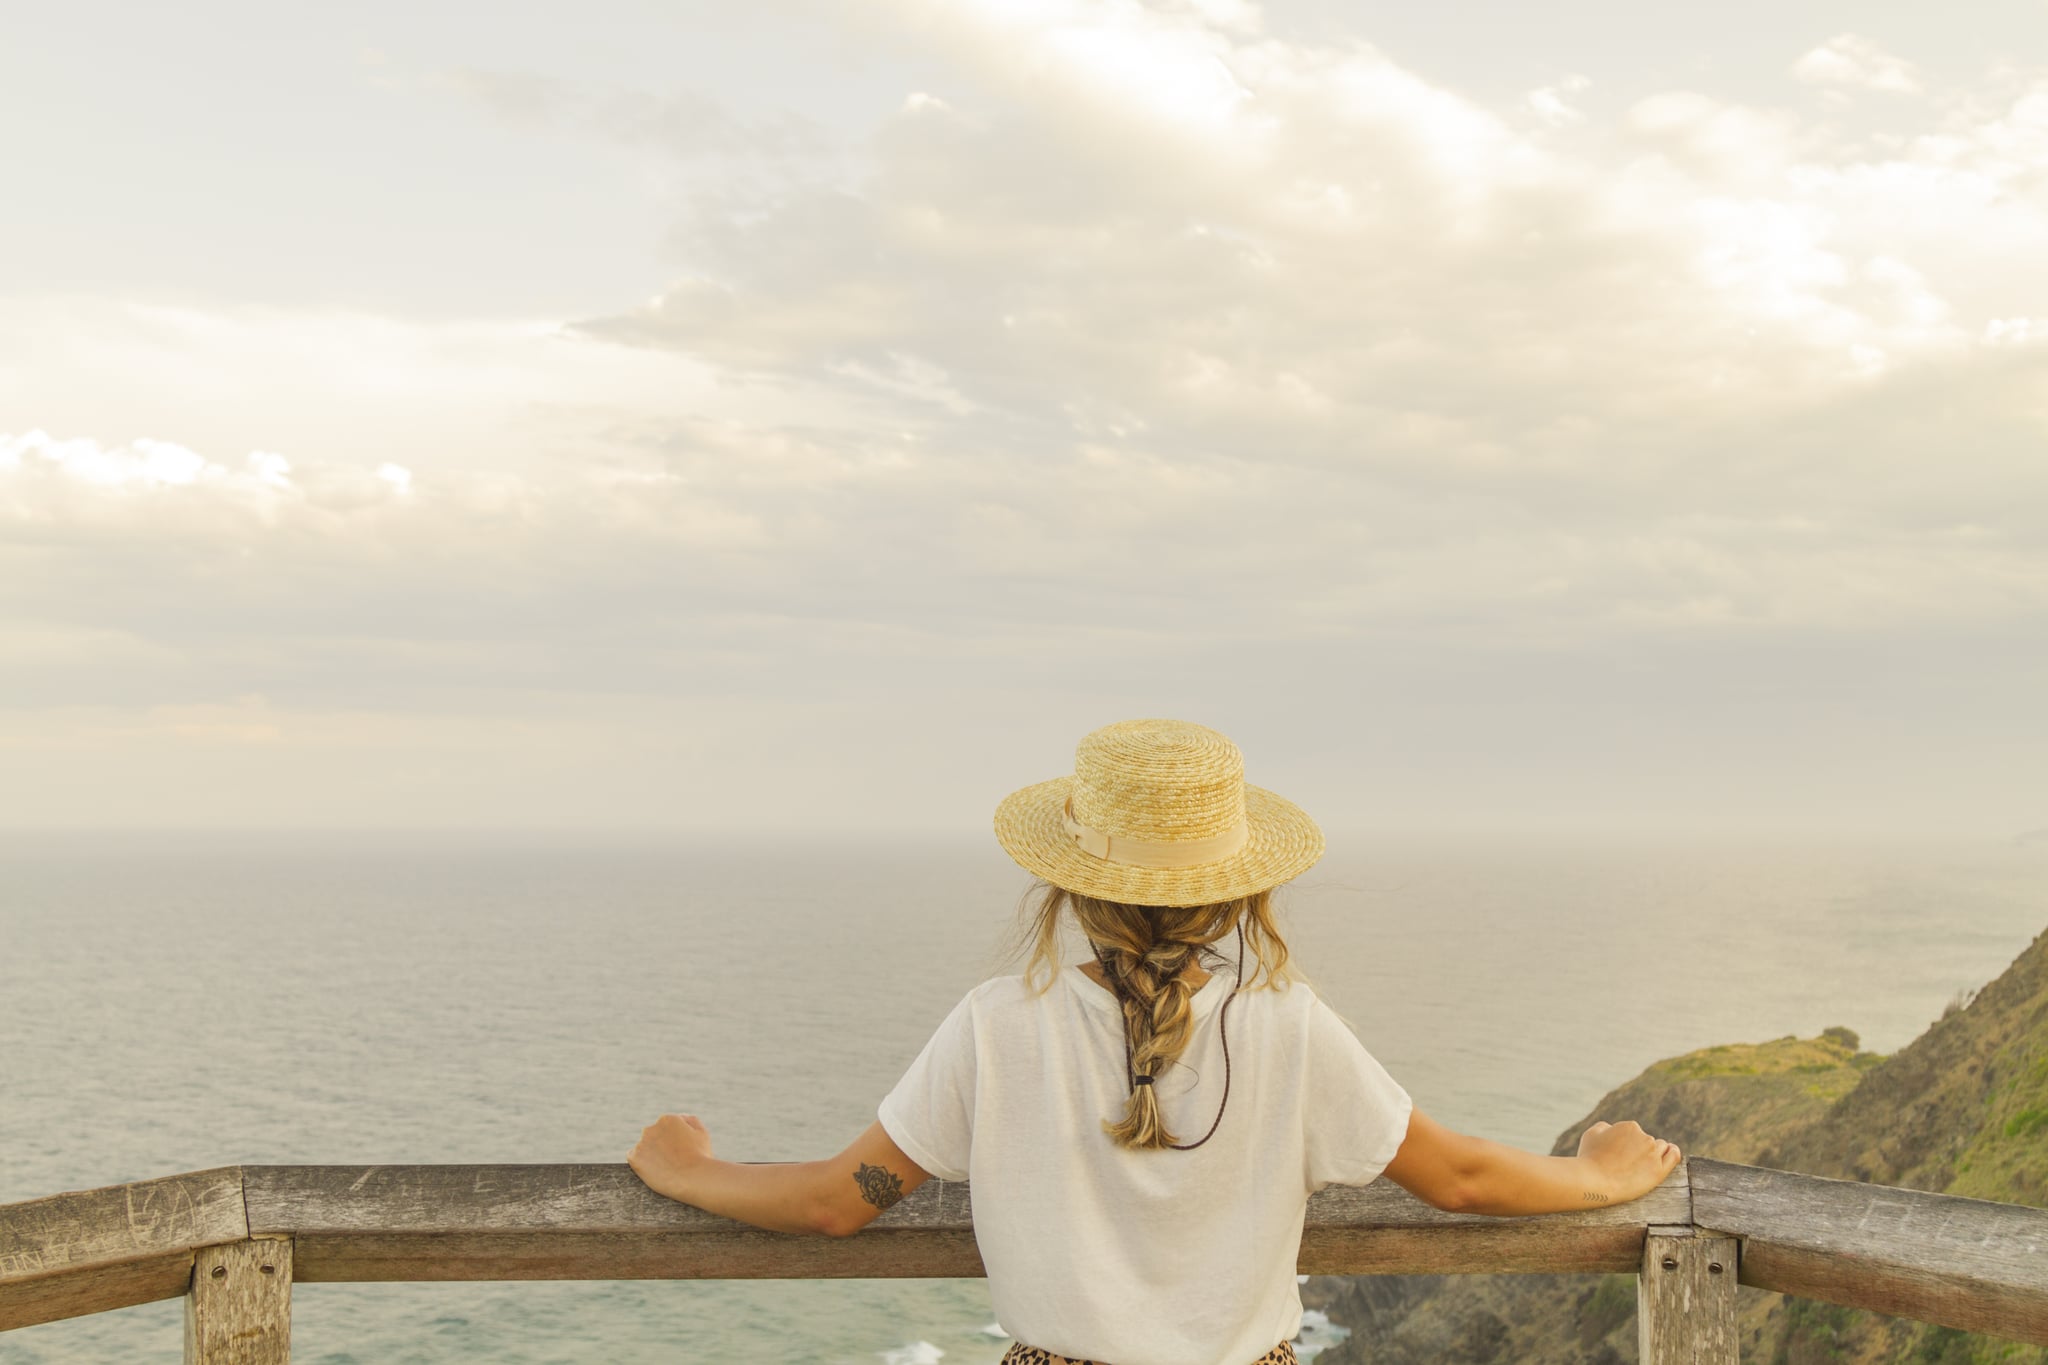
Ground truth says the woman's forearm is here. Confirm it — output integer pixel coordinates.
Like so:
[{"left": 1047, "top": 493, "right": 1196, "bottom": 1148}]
[
  {"left": 631, "top": 1115, "right": 932, "bottom": 1238},
  {"left": 1458, "top": 1138, "right": 1613, "bottom": 1216},
  {"left": 661, "top": 1158, "right": 831, "bottom": 1235}
]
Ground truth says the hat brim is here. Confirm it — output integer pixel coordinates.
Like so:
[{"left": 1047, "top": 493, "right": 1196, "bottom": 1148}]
[{"left": 993, "top": 776, "right": 1324, "bottom": 907}]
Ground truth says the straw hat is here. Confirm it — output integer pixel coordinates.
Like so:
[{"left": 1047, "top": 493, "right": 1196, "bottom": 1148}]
[{"left": 993, "top": 718, "right": 1325, "bottom": 907}]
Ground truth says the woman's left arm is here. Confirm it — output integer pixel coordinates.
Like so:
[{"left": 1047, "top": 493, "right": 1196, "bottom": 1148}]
[{"left": 627, "top": 1114, "right": 933, "bottom": 1237}]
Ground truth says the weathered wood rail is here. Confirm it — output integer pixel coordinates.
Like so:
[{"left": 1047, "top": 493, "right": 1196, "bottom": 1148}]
[{"left": 3, "top": 1157, "right": 2043, "bottom": 1362}]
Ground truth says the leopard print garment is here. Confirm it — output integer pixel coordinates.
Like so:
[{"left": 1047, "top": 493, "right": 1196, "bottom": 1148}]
[{"left": 1000, "top": 1340, "right": 1298, "bottom": 1365}]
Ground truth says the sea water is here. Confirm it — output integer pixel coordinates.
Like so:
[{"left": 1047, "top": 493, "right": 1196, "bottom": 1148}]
[{"left": 2, "top": 831, "right": 2043, "bottom": 1364}]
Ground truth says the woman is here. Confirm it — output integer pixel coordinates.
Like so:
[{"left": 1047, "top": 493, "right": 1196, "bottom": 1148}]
[{"left": 629, "top": 718, "right": 1682, "bottom": 1365}]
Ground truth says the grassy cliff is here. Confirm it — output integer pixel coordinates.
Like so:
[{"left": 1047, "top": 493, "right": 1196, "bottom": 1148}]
[{"left": 1306, "top": 923, "right": 2048, "bottom": 1364}]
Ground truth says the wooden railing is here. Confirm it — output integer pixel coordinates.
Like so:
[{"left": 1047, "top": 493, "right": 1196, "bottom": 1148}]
[{"left": 3, "top": 1157, "right": 2044, "bottom": 1362}]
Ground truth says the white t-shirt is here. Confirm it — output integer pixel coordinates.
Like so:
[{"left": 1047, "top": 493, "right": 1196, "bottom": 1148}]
[{"left": 877, "top": 962, "right": 1414, "bottom": 1365}]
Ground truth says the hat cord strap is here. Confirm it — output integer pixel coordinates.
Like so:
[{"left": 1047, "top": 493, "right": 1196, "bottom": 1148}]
[{"left": 1166, "top": 919, "right": 1243, "bottom": 1151}]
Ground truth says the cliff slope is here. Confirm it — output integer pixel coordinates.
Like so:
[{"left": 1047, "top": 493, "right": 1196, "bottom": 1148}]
[{"left": 1307, "top": 922, "right": 2048, "bottom": 1365}]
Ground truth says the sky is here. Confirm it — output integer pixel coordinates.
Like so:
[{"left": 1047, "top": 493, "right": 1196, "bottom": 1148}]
[{"left": 2, "top": 0, "right": 2045, "bottom": 838}]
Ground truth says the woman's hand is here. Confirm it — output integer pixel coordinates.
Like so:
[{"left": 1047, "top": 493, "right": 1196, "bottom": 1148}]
[
  {"left": 628, "top": 1113, "right": 715, "bottom": 1203},
  {"left": 1576, "top": 1119, "right": 1681, "bottom": 1204}
]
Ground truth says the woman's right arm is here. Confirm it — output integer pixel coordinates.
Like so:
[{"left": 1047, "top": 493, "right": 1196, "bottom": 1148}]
[{"left": 1380, "top": 1108, "right": 1681, "bottom": 1216}]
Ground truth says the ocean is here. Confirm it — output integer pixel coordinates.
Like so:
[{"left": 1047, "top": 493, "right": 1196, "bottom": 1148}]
[{"left": 3, "top": 831, "right": 2043, "bottom": 1364}]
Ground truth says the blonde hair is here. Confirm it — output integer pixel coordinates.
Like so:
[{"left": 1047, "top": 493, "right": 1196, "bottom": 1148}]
[{"left": 1008, "top": 880, "right": 1298, "bottom": 1149}]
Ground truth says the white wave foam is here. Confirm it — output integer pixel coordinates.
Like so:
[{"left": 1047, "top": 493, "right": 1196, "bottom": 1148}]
[
  {"left": 1293, "top": 1307, "right": 1353, "bottom": 1361},
  {"left": 879, "top": 1342, "right": 945, "bottom": 1365}
]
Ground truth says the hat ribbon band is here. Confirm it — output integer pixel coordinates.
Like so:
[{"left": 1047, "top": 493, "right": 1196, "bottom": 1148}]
[{"left": 1061, "top": 796, "right": 1250, "bottom": 869}]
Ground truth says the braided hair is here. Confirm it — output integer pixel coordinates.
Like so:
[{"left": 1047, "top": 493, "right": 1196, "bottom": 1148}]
[{"left": 1013, "top": 883, "right": 1296, "bottom": 1150}]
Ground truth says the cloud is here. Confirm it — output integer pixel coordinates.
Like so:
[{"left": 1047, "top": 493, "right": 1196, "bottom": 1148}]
[
  {"left": 1791, "top": 34, "right": 1925, "bottom": 97},
  {"left": 572, "top": 0, "right": 2048, "bottom": 524},
  {"left": 3, "top": 429, "right": 298, "bottom": 495},
  {"left": 15, "top": 12, "right": 2048, "bottom": 659},
  {"left": 429, "top": 63, "right": 837, "bottom": 170},
  {"left": 1527, "top": 74, "right": 1591, "bottom": 129},
  {"left": 6, "top": 0, "right": 2048, "bottom": 832},
  {"left": 0, "top": 295, "right": 738, "bottom": 477}
]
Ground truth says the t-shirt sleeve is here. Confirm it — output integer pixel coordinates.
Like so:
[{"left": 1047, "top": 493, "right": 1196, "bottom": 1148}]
[
  {"left": 876, "top": 988, "right": 979, "bottom": 1182},
  {"left": 1303, "top": 994, "right": 1415, "bottom": 1192}
]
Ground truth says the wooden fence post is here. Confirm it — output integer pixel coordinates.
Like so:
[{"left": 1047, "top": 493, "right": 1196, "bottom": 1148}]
[
  {"left": 1639, "top": 1225, "right": 1738, "bottom": 1364},
  {"left": 184, "top": 1237, "right": 292, "bottom": 1365}
]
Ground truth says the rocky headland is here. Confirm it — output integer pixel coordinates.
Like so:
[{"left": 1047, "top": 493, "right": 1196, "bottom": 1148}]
[{"left": 1305, "top": 922, "right": 2048, "bottom": 1364}]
